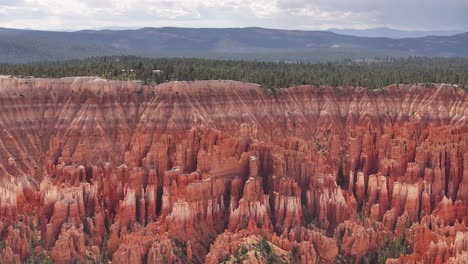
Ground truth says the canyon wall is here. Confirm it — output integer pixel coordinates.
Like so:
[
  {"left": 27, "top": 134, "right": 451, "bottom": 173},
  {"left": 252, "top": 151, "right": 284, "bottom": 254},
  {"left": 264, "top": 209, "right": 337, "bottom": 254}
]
[{"left": 0, "top": 77, "right": 466, "bottom": 263}]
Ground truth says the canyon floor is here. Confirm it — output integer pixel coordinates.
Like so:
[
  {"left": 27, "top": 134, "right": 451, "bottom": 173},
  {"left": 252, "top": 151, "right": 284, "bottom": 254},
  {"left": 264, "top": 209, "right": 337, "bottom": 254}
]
[{"left": 0, "top": 77, "right": 466, "bottom": 263}]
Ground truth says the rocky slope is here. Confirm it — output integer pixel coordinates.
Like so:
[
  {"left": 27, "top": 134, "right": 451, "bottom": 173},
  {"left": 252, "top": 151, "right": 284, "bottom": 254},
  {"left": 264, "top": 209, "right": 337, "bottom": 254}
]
[{"left": 0, "top": 77, "right": 466, "bottom": 263}]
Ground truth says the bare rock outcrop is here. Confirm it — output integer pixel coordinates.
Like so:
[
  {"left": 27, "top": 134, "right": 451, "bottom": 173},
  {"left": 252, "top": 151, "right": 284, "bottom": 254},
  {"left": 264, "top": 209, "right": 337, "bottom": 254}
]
[{"left": 0, "top": 78, "right": 466, "bottom": 263}]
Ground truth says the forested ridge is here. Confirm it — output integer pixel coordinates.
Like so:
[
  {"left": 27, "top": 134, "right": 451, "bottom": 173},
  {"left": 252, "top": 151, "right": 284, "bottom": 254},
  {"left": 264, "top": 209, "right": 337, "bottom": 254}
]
[
  {"left": 1, "top": 56, "right": 467, "bottom": 89},
  {"left": 2, "top": 27, "right": 468, "bottom": 63}
]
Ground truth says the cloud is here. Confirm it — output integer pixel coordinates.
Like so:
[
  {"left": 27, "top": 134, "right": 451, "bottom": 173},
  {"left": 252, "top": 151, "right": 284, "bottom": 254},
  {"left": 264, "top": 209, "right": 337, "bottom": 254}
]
[
  {"left": 277, "top": 0, "right": 468, "bottom": 30},
  {"left": 0, "top": 0, "right": 466, "bottom": 31}
]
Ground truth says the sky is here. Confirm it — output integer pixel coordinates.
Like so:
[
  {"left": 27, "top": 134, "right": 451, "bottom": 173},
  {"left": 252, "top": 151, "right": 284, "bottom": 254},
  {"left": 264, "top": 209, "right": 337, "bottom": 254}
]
[{"left": 0, "top": 0, "right": 467, "bottom": 31}]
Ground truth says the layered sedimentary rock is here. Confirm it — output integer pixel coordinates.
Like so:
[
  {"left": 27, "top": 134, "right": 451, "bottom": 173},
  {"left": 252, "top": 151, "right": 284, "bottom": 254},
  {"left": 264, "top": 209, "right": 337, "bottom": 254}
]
[{"left": 0, "top": 78, "right": 466, "bottom": 263}]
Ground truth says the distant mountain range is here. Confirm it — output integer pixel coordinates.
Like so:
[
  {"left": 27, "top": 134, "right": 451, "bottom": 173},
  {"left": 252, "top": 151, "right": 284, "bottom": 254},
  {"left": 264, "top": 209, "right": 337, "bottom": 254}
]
[
  {"left": 328, "top": 27, "right": 464, "bottom": 38},
  {"left": 0, "top": 27, "right": 467, "bottom": 63}
]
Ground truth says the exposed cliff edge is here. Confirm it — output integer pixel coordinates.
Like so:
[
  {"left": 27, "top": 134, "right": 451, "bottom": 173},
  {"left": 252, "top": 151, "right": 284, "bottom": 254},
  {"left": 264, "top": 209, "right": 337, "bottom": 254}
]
[{"left": 0, "top": 78, "right": 466, "bottom": 263}]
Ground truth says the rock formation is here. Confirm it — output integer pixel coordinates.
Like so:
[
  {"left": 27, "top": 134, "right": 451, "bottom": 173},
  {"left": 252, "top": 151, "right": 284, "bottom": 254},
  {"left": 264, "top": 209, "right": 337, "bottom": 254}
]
[{"left": 0, "top": 77, "right": 466, "bottom": 263}]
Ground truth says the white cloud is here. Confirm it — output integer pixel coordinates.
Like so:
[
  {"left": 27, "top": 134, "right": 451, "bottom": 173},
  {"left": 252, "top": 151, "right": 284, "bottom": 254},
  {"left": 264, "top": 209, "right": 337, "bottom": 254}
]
[
  {"left": 246, "top": 0, "right": 280, "bottom": 17},
  {"left": 0, "top": 0, "right": 466, "bottom": 30},
  {"left": 0, "top": 7, "right": 8, "bottom": 15}
]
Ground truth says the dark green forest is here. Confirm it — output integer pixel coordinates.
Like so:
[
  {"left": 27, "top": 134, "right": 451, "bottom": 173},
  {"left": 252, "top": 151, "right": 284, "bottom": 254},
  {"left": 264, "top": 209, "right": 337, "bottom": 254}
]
[{"left": 1, "top": 56, "right": 467, "bottom": 89}]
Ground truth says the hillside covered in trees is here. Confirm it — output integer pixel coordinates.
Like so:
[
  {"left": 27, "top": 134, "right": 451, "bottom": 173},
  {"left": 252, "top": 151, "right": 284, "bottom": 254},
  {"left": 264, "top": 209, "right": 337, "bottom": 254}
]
[
  {"left": 1, "top": 27, "right": 468, "bottom": 63},
  {"left": 1, "top": 56, "right": 467, "bottom": 89}
]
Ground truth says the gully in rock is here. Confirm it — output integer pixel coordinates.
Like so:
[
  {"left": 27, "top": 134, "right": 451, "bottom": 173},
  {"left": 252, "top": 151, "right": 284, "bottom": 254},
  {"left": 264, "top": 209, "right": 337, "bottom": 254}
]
[{"left": 0, "top": 78, "right": 466, "bottom": 263}]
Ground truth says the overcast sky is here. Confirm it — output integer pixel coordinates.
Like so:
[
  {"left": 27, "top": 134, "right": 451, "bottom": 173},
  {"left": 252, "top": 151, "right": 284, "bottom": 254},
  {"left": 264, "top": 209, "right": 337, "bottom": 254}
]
[{"left": 0, "top": 0, "right": 467, "bottom": 31}]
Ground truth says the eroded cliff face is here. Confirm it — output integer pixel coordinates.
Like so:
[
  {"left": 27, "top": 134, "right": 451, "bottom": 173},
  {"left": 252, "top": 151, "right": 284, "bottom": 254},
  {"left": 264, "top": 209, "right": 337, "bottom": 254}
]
[{"left": 0, "top": 78, "right": 466, "bottom": 263}]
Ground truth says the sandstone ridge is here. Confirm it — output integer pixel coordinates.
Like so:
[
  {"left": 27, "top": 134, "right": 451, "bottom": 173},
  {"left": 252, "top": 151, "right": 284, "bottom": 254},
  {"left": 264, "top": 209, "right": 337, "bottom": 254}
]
[{"left": 0, "top": 78, "right": 466, "bottom": 263}]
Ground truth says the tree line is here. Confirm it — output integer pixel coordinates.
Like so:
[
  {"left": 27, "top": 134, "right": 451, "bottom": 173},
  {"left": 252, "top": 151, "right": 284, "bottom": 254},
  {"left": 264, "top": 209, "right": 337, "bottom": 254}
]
[{"left": 0, "top": 56, "right": 467, "bottom": 89}]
